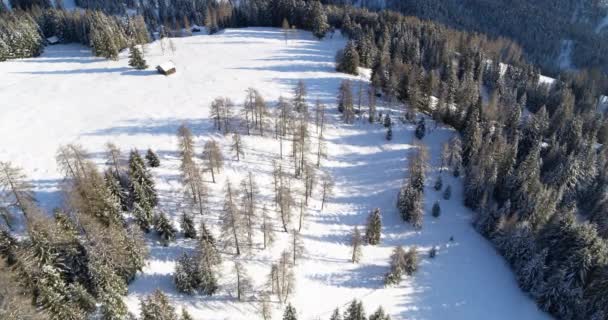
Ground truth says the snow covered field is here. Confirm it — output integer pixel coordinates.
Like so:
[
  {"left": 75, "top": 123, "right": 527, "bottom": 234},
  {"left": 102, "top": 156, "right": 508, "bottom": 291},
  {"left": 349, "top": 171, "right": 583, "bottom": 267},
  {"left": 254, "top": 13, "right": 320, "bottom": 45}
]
[{"left": 0, "top": 28, "right": 550, "bottom": 319}]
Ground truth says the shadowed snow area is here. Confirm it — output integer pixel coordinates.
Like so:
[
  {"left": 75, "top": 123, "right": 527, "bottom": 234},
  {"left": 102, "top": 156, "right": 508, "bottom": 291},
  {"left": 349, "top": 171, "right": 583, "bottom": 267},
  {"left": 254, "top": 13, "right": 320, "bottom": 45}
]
[{"left": 0, "top": 28, "right": 550, "bottom": 319}]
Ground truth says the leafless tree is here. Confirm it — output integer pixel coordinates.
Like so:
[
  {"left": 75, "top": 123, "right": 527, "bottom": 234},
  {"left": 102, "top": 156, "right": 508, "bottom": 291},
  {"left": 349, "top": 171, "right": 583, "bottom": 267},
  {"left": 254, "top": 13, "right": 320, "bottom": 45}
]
[
  {"left": 105, "top": 142, "right": 123, "bottom": 177},
  {"left": 220, "top": 180, "right": 244, "bottom": 255},
  {"left": 316, "top": 132, "right": 327, "bottom": 168},
  {"left": 243, "top": 88, "right": 256, "bottom": 136},
  {"left": 240, "top": 172, "right": 258, "bottom": 248},
  {"left": 320, "top": 174, "right": 334, "bottom": 211},
  {"left": 314, "top": 99, "right": 323, "bottom": 134},
  {"left": 303, "top": 164, "right": 316, "bottom": 206},
  {"left": 290, "top": 229, "right": 304, "bottom": 265},
  {"left": 178, "top": 124, "right": 207, "bottom": 215},
  {"left": 351, "top": 226, "right": 362, "bottom": 263},
  {"left": 277, "top": 176, "right": 294, "bottom": 233},
  {"left": 233, "top": 261, "right": 253, "bottom": 301},
  {"left": 0, "top": 162, "right": 35, "bottom": 225},
  {"left": 231, "top": 132, "right": 245, "bottom": 161},
  {"left": 269, "top": 250, "right": 295, "bottom": 303},
  {"left": 261, "top": 204, "right": 275, "bottom": 250},
  {"left": 275, "top": 96, "right": 292, "bottom": 159},
  {"left": 202, "top": 140, "right": 223, "bottom": 183},
  {"left": 259, "top": 292, "right": 272, "bottom": 320},
  {"left": 211, "top": 97, "right": 233, "bottom": 134}
]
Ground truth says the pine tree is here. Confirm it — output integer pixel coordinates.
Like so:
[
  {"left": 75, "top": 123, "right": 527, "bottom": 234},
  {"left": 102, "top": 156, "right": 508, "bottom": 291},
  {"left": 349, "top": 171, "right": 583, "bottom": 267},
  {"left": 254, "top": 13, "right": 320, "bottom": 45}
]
[
  {"left": 397, "top": 183, "right": 423, "bottom": 229},
  {"left": 415, "top": 117, "right": 426, "bottom": 140},
  {"left": 180, "top": 213, "right": 197, "bottom": 239},
  {"left": 146, "top": 148, "right": 160, "bottom": 167},
  {"left": 337, "top": 41, "right": 359, "bottom": 75},
  {"left": 365, "top": 208, "right": 382, "bottom": 245},
  {"left": 386, "top": 126, "right": 392, "bottom": 141},
  {"left": 128, "top": 44, "right": 148, "bottom": 70},
  {"left": 283, "top": 303, "right": 297, "bottom": 320},
  {"left": 343, "top": 300, "right": 365, "bottom": 320},
  {"left": 383, "top": 114, "right": 391, "bottom": 128},
  {"left": 330, "top": 308, "right": 342, "bottom": 320},
  {"left": 129, "top": 149, "right": 158, "bottom": 208},
  {"left": 369, "top": 307, "right": 390, "bottom": 320},
  {"left": 443, "top": 185, "right": 452, "bottom": 200},
  {"left": 181, "top": 308, "right": 194, "bottom": 320},
  {"left": 432, "top": 201, "right": 441, "bottom": 218},
  {"left": 155, "top": 211, "right": 176, "bottom": 246},
  {"left": 140, "top": 289, "right": 178, "bottom": 320},
  {"left": 351, "top": 226, "right": 362, "bottom": 263},
  {"left": 310, "top": 1, "right": 329, "bottom": 39},
  {"left": 434, "top": 176, "right": 443, "bottom": 191},
  {"left": 293, "top": 80, "right": 307, "bottom": 113}
]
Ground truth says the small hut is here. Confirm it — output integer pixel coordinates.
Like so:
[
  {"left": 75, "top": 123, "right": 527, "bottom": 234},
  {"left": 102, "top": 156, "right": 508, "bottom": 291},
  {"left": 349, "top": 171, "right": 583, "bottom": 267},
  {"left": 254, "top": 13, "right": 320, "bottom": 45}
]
[
  {"left": 46, "top": 36, "right": 60, "bottom": 45},
  {"left": 156, "top": 61, "right": 176, "bottom": 76}
]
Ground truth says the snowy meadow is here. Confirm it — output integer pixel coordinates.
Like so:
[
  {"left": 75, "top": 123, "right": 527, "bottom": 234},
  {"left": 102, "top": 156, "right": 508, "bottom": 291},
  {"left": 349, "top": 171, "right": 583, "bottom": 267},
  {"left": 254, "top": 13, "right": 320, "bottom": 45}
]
[{"left": 0, "top": 28, "right": 550, "bottom": 320}]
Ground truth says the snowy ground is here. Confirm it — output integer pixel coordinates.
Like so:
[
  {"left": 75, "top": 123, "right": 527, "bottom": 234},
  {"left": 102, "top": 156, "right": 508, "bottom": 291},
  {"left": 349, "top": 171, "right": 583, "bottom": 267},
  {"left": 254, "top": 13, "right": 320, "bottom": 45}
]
[{"left": 0, "top": 28, "right": 550, "bottom": 319}]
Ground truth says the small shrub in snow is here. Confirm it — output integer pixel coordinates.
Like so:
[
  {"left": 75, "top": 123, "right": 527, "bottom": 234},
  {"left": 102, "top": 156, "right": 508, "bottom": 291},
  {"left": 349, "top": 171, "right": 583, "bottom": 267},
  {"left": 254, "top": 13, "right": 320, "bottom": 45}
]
[
  {"left": 384, "top": 246, "right": 419, "bottom": 286},
  {"left": 283, "top": 303, "right": 297, "bottom": 320},
  {"left": 180, "top": 213, "right": 197, "bottom": 239},
  {"left": 365, "top": 208, "right": 382, "bottom": 245},
  {"left": 443, "top": 185, "right": 452, "bottom": 200},
  {"left": 383, "top": 114, "right": 391, "bottom": 128},
  {"left": 155, "top": 211, "right": 176, "bottom": 246},
  {"left": 432, "top": 201, "right": 441, "bottom": 218},
  {"left": 145, "top": 148, "right": 160, "bottom": 167},
  {"left": 429, "top": 246, "right": 437, "bottom": 258},
  {"left": 415, "top": 118, "right": 426, "bottom": 140},
  {"left": 434, "top": 176, "right": 443, "bottom": 191}
]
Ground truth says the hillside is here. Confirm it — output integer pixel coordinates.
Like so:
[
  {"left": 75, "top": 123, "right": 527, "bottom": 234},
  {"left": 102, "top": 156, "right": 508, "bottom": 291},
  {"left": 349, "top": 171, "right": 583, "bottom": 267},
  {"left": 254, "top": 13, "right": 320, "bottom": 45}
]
[{"left": 0, "top": 28, "right": 550, "bottom": 319}]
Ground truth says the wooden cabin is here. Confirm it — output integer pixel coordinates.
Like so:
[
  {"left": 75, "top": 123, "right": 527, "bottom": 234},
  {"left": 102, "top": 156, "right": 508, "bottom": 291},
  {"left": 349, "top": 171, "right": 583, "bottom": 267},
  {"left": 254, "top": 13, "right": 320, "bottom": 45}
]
[{"left": 156, "top": 62, "right": 176, "bottom": 76}]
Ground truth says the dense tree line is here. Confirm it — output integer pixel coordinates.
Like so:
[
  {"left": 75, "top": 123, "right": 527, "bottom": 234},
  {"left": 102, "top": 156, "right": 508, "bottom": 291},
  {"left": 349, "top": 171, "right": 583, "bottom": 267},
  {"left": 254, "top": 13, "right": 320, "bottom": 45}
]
[
  {"left": 326, "top": 4, "right": 608, "bottom": 319},
  {"left": 0, "top": 9, "right": 149, "bottom": 61},
  {"left": 325, "top": 0, "right": 608, "bottom": 75}
]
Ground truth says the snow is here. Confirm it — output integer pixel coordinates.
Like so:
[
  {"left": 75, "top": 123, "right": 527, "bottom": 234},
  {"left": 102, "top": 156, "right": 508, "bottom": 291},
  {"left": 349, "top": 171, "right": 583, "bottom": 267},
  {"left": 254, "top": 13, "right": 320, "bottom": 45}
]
[
  {"left": 0, "top": 28, "right": 550, "bottom": 320},
  {"left": 538, "top": 74, "right": 555, "bottom": 86},
  {"left": 2, "top": 0, "right": 10, "bottom": 10}
]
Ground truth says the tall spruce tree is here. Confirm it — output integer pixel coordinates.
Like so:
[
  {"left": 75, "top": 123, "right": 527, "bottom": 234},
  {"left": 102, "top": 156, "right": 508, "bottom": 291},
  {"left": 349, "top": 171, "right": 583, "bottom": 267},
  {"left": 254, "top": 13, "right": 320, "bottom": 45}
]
[{"left": 128, "top": 44, "right": 148, "bottom": 70}]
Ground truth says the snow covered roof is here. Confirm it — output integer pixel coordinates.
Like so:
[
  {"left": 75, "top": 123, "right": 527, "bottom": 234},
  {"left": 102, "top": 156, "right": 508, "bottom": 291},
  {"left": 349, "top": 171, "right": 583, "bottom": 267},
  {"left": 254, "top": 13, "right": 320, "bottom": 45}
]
[
  {"left": 156, "top": 61, "right": 176, "bottom": 76},
  {"left": 157, "top": 61, "right": 175, "bottom": 70},
  {"left": 46, "top": 36, "right": 60, "bottom": 44}
]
